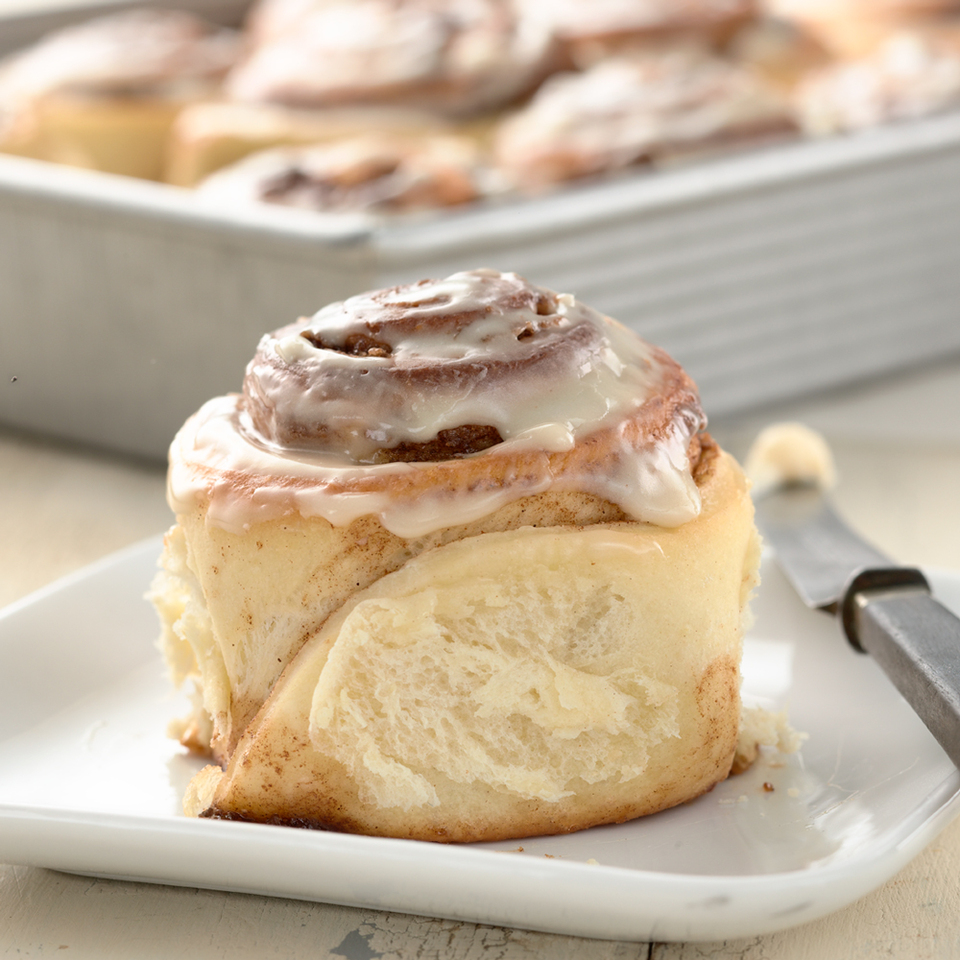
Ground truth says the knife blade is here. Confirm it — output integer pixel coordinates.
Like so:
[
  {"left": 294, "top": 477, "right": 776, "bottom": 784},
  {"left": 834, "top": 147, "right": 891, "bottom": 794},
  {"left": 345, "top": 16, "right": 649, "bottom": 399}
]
[{"left": 754, "top": 481, "right": 960, "bottom": 770}]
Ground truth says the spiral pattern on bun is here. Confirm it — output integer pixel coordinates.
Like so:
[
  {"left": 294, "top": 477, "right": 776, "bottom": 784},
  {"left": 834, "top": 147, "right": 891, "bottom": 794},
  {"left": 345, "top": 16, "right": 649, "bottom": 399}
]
[
  {"left": 155, "top": 269, "right": 763, "bottom": 841},
  {"left": 170, "top": 269, "right": 707, "bottom": 537}
]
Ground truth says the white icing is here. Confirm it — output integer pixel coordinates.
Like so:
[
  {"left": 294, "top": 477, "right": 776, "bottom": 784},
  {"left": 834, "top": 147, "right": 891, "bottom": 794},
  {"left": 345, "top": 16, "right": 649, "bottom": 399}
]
[
  {"left": 0, "top": 9, "right": 237, "bottom": 102},
  {"left": 168, "top": 270, "right": 705, "bottom": 536},
  {"left": 224, "top": 0, "right": 555, "bottom": 116},
  {"left": 252, "top": 270, "right": 661, "bottom": 459},
  {"left": 796, "top": 31, "right": 960, "bottom": 135},
  {"left": 494, "top": 47, "right": 791, "bottom": 185}
]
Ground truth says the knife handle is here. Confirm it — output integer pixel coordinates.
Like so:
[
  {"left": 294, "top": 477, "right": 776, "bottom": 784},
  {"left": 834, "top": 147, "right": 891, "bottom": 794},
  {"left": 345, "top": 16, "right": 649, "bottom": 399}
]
[
  {"left": 841, "top": 567, "right": 932, "bottom": 649},
  {"left": 846, "top": 577, "right": 960, "bottom": 770}
]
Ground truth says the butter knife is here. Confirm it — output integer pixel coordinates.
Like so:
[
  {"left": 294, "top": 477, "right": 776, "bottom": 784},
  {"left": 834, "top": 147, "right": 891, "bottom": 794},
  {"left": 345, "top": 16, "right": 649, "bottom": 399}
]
[{"left": 754, "top": 480, "right": 960, "bottom": 769}]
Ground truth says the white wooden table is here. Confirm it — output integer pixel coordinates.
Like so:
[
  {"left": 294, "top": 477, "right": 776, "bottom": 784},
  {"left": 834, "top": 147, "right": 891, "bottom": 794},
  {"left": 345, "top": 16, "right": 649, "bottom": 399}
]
[{"left": 2, "top": 358, "right": 960, "bottom": 959}]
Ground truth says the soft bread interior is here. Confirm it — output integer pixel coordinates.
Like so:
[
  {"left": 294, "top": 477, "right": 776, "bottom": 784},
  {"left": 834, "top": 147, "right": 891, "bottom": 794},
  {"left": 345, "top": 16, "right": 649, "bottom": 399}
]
[
  {"left": 152, "top": 485, "right": 633, "bottom": 760},
  {"left": 187, "top": 447, "right": 760, "bottom": 842}
]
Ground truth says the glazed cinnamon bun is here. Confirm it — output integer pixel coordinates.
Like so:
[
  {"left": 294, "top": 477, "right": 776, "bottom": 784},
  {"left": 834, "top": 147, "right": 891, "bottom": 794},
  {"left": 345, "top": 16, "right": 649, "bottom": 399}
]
[
  {"left": 195, "top": 133, "right": 490, "bottom": 214},
  {"left": 493, "top": 44, "right": 796, "bottom": 190},
  {"left": 223, "top": 0, "right": 559, "bottom": 118},
  {"left": 0, "top": 9, "right": 239, "bottom": 179},
  {"left": 163, "top": 100, "right": 456, "bottom": 187},
  {"left": 0, "top": 8, "right": 239, "bottom": 180},
  {"left": 794, "top": 27, "right": 960, "bottom": 133},
  {"left": 151, "top": 269, "right": 761, "bottom": 842}
]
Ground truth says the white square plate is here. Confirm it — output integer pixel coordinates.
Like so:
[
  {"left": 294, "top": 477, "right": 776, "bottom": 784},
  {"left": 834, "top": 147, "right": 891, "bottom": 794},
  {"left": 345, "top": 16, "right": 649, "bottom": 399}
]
[{"left": 1, "top": 537, "right": 958, "bottom": 942}]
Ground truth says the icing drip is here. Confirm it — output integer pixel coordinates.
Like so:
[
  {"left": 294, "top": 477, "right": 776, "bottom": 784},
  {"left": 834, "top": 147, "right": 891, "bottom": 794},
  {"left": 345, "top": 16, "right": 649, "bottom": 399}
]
[{"left": 168, "top": 269, "right": 706, "bottom": 536}]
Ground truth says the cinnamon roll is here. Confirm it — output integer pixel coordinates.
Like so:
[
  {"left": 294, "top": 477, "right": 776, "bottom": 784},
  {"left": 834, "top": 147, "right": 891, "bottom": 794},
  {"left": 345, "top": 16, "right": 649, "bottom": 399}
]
[
  {"left": 150, "top": 269, "right": 761, "bottom": 842},
  {"left": 222, "top": 0, "right": 559, "bottom": 118},
  {"left": 163, "top": 100, "right": 455, "bottom": 187},
  {"left": 493, "top": 44, "right": 796, "bottom": 190},
  {"left": 0, "top": 8, "right": 239, "bottom": 180},
  {"left": 794, "top": 28, "right": 960, "bottom": 133},
  {"left": 195, "top": 133, "right": 490, "bottom": 214}
]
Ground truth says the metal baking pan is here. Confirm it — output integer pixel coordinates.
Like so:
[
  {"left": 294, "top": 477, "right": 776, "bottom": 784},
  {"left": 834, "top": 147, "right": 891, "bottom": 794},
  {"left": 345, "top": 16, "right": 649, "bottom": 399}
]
[{"left": 3, "top": 1, "right": 960, "bottom": 461}]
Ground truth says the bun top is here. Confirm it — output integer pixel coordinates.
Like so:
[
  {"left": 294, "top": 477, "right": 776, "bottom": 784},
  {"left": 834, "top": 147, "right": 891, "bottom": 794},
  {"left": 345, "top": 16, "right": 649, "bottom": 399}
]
[
  {"left": 494, "top": 45, "right": 794, "bottom": 187},
  {"left": 0, "top": 9, "right": 239, "bottom": 101},
  {"left": 168, "top": 269, "right": 707, "bottom": 536},
  {"left": 224, "top": 0, "right": 556, "bottom": 116}
]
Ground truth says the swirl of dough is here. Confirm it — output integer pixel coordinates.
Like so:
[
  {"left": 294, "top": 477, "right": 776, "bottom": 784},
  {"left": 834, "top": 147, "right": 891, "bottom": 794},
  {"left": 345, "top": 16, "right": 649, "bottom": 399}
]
[
  {"left": 170, "top": 269, "right": 707, "bottom": 536},
  {"left": 245, "top": 269, "right": 633, "bottom": 459}
]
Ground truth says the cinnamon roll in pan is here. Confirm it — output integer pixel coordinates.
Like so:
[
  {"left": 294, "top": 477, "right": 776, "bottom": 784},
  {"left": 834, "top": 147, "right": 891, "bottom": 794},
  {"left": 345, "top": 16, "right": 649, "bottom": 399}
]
[
  {"left": 195, "top": 134, "right": 490, "bottom": 214},
  {"left": 794, "top": 28, "right": 960, "bottom": 134},
  {"left": 223, "top": 0, "right": 560, "bottom": 118},
  {"left": 151, "top": 269, "right": 761, "bottom": 842},
  {"left": 163, "top": 101, "right": 459, "bottom": 187},
  {"left": 0, "top": 9, "right": 239, "bottom": 179},
  {"left": 493, "top": 45, "right": 796, "bottom": 190}
]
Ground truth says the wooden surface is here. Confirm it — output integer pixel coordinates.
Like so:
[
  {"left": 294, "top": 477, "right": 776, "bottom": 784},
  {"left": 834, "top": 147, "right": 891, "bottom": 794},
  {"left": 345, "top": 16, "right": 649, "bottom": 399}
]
[{"left": 2, "top": 358, "right": 960, "bottom": 958}]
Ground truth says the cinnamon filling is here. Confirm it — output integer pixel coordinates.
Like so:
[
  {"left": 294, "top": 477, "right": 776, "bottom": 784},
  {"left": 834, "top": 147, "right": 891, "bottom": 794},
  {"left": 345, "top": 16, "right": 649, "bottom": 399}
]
[
  {"left": 372, "top": 424, "right": 504, "bottom": 463},
  {"left": 241, "top": 272, "right": 616, "bottom": 459},
  {"left": 301, "top": 330, "right": 393, "bottom": 358}
]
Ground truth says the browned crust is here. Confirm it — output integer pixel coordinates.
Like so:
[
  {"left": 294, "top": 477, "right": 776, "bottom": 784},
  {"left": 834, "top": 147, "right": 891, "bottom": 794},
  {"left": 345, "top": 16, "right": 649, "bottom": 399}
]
[
  {"left": 201, "top": 653, "right": 741, "bottom": 843},
  {"left": 193, "top": 447, "right": 750, "bottom": 841}
]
